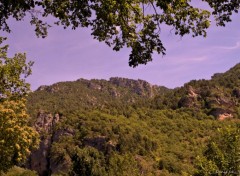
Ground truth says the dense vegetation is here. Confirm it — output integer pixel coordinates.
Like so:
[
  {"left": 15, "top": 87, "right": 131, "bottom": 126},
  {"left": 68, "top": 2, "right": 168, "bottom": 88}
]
[
  {"left": 0, "top": 37, "right": 39, "bottom": 173},
  {"left": 22, "top": 63, "right": 240, "bottom": 175},
  {"left": 152, "top": 63, "right": 240, "bottom": 119},
  {"left": 27, "top": 77, "right": 169, "bottom": 118},
  {"left": 1, "top": 1, "right": 239, "bottom": 174},
  {"left": 50, "top": 110, "right": 238, "bottom": 175}
]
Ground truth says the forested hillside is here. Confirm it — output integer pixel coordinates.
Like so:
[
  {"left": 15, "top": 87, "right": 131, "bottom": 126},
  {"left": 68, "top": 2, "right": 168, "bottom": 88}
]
[
  {"left": 23, "top": 64, "right": 240, "bottom": 176},
  {"left": 27, "top": 77, "right": 169, "bottom": 119},
  {"left": 152, "top": 63, "right": 240, "bottom": 120}
]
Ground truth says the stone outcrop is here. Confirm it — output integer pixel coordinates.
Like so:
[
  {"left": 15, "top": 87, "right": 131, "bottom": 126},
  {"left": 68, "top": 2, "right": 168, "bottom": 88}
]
[
  {"left": 36, "top": 77, "right": 166, "bottom": 101},
  {"left": 109, "top": 77, "right": 158, "bottom": 97},
  {"left": 178, "top": 86, "right": 200, "bottom": 108},
  {"left": 209, "top": 108, "right": 233, "bottom": 120},
  {"left": 188, "top": 86, "right": 198, "bottom": 98},
  {"left": 34, "top": 112, "right": 59, "bottom": 133},
  {"left": 28, "top": 112, "right": 61, "bottom": 176},
  {"left": 206, "top": 96, "right": 234, "bottom": 109},
  {"left": 218, "top": 113, "right": 233, "bottom": 121},
  {"left": 29, "top": 112, "right": 117, "bottom": 175},
  {"left": 178, "top": 84, "right": 237, "bottom": 120},
  {"left": 37, "top": 84, "right": 60, "bottom": 93}
]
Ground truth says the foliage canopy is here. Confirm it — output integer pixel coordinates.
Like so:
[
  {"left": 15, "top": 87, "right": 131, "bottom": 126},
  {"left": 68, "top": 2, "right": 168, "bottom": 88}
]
[
  {"left": 0, "top": 38, "right": 39, "bottom": 172},
  {"left": 25, "top": 63, "right": 240, "bottom": 175},
  {"left": 195, "top": 125, "right": 240, "bottom": 175},
  {"left": 0, "top": 0, "right": 239, "bottom": 66}
]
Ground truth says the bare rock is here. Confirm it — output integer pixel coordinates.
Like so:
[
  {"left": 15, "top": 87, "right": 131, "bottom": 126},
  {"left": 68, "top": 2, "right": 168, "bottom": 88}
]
[
  {"left": 109, "top": 77, "right": 157, "bottom": 97},
  {"left": 188, "top": 86, "right": 198, "bottom": 98},
  {"left": 178, "top": 86, "right": 201, "bottom": 108},
  {"left": 28, "top": 112, "right": 61, "bottom": 176},
  {"left": 28, "top": 137, "right": 51, "bottom": 176},
  {"left": 209, "top": 108, "right": 233, "bottom": 120},
  {"left": 218, "top": 113, "right": 233, "bottom": 121}
]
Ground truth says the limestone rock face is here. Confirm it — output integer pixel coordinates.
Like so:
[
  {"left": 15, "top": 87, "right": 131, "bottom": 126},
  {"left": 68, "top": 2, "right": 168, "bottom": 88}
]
[
  {"left": 109, "top": 77, "right": 158, "bottom": 97},
  {"left": 29, "top": 112, "right": 119, "bottom": 175},
  {"left": 177, "top": 83, "right": 237, "bottom": 120},
  {"left": 28, "top": 136, "right": 51, "bottom": 176},
  {"left": 188, "top": 86, "right": 198, "bottom": 98},
  {"left": 218, "top": 113, "right": 233, "bottom": 121},
  {"left": 178, "top": 86, "right": 200, "bottom": 108},
  {"left": 28, "top": 112, "right": 60, "bottom": 176},
  {"left": 36, "top": 84, "right": 60, "bottom": 93}
]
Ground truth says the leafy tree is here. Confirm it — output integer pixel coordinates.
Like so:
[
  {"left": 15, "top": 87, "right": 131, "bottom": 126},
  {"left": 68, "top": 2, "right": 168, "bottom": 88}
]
[
  {"left": 0, "top": 38, "right": 33, "bottom": 101},
  {"left": 0, "top": 37, "right": 39, "bottom": 172},
  {"left": 195, "top": 125, "right": 240, "bottom": 176},
  {"left": 0, "top": 0, "right": 239, "bottom": 67},
  {"left": 3, "top": 166, "right": 37, "bottom": 176},
  {"left": 70, "top": 147, "right": 107, "bottom": 176}
]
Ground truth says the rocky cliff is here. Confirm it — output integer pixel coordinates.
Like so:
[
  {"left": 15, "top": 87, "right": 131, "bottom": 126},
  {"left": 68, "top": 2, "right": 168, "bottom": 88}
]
[
  {"left": 27, "top": 112, "right": 63, "bottom": 176},
  {"left": 109, "top": 77, "right": 159, "bottom": 97}
]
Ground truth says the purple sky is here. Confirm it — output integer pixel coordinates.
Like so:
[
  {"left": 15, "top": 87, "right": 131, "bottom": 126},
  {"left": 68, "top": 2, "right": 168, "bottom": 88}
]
[{"left": 0, "top": 13, "right": 239, "bottom": 90}]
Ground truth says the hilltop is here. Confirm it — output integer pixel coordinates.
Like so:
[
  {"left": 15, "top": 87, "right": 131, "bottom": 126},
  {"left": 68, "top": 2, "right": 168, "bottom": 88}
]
[
  {"left": 27, "top": 77, "right": 169, "bottom": 118},
  {"left": 24, "top": 63, "right": 240, "bottom": 176}
]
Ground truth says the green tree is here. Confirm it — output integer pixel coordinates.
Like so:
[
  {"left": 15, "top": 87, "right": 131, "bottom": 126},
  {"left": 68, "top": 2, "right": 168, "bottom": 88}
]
[
  {"left": 195, "top": 125, "right": 240, "bottom": 176},
  {"left": 3, "top": 166, "right": 37, "bottom": 176},
  {"left": 0, "top": 0, "right": 239, "bottom": 67},
  {"left": 70, "top": 147, "right": 107, "bottom": 176},
  {"left": 0, "top": 37, "right": 39, "bottom": 172}
]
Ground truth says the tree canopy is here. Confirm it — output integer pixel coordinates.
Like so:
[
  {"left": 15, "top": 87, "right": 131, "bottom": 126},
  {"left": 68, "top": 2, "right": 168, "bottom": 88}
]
[
  {"left": 195, "top": 125, "right": 240, "bottom": 175},
  {"left": 0, "top": 0, "right": 239, "bottom": 67},
  {"left": 0, "top": 37, "right": 39, "bottom": 172}
]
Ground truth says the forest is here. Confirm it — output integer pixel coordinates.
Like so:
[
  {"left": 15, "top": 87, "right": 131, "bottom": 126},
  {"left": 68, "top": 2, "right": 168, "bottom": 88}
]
[
  {"left": 2, "top": 63, "right": 239, "bottom": 175},
  {"left": 0, "top": 0, "right": 240, "bottom": 175}
]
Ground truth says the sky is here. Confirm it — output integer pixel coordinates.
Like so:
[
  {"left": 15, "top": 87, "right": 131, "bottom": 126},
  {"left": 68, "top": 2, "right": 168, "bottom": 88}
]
[{"left": 0, "top": 10, "right": 239, "bottom": 90}]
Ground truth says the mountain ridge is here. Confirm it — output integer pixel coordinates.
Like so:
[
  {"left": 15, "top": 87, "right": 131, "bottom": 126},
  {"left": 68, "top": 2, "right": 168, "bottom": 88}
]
[{"left": 25, "top": 63, "right": 240, "bottom": 176}]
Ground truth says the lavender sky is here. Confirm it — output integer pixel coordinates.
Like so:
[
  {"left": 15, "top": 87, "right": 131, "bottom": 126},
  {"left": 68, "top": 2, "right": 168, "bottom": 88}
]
[{"left": 1, "top": 12, "right": 239, "bottom": 90}]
